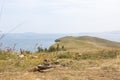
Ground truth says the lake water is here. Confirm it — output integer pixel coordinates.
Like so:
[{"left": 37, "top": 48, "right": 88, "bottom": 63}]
[{"left": 0, "top": 33, "right": 66, "bottom": 52}]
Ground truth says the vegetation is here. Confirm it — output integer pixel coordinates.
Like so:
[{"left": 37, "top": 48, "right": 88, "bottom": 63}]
[
  {"left": 36, "top": 44, "right": 65, "bottom": 52},
  {"left": 57, "top": 52, "right": 73, "bottom": 59},
  {"left": 37, "top": 46, "right": 44, "bottom": 52},
  {"left": 55, "top": 36, "right": 120, "bottom": 50},
  {"left": 0, "top": 36, "right": 120, "bottom": 80}
]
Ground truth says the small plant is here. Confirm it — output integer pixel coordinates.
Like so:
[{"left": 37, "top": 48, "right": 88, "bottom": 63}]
[
  {"left": 48, "top": 44, "right": 66, "bottom": 52},
  {"left": 37, "top": 46, "right": 43, "bottom": 52},
  {"left": 44, "top": 48, "right": 48, "bottom": 52},
  {"left": 48, "top": 46, "right": 56, "bottom": 52},
  {"left": 57, "top": 52, "right": 73, "bottom": 59},
  {"left": 56, "top": 44, "right": 60, "bottom": 51},
  {"left": 61, "top": 45, "right": 65, "bottom": 50},
  {"left": 20, "top": 49, "right": 31, "bottom": 54}
]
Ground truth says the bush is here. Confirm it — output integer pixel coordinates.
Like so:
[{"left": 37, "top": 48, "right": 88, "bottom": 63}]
[
  {"left": 48, "top": 44, "right": 66, "bottom": 52},
  {"left": 57, "top": 52, "right": 73, "bottom": 59},
  {"left": 48, "top": 46, "right": 56, "bottom": 52},
  {"left": 37, "top": 46, "right": 43, "bottom": 52}
]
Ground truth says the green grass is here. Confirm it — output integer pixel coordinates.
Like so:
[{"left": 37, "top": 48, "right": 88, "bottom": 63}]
[
  {"left": 54, "top": 36, "right": 120, "bottom": 50},
  {"left": 57, "top": 52, "right": 73, "bottom": 59}
]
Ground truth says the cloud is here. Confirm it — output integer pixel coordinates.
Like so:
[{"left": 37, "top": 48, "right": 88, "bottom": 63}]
[
  {"left": 5, "top": 0, "right": 40, "bottom": 9},
  {"left": 1, "top": 0, "right": 96, "bottom": 33},
  {"left": 49, "top": 0, "right": 95, "bottom": 15},
  {"left": 4, "top": 0, "right": 95, "bottom": 14}
]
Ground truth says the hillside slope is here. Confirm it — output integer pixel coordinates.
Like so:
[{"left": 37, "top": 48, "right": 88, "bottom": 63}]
[{"left": 54, "top": 36, "right": 120, "bottom": 50}]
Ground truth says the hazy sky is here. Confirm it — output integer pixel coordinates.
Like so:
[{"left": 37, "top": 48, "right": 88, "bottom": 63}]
[{"left": 0, "top": 0, "right": 120, "bottom": 33}]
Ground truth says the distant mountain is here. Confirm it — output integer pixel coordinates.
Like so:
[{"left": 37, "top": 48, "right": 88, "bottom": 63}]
[
  {"left": 55, "top": 36, "right": 120, "bottom": 50},
  {"left": 1, "top": 31, "right": 120, "bottom": 41},
  {"left": 0, "top": 33, "right": 65, "bottom": 40}
]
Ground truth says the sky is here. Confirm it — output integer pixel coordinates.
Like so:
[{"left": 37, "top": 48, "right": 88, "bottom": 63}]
[{"left": 0, "top": 0, "right": 120, "bottom": 33}]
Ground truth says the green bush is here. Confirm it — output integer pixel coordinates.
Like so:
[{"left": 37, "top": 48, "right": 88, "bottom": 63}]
[
  {"left": 48, "top": 44, "right": 66, "bottom": 52},
  {"left": 37, "top": 46, "right": 43, "bottom": 52},
  {"left": 48, "top": 46, "right": 56, "bottom": 52},
  {"left": 57, "top": 52, "right": 73, "bottom": 59}
]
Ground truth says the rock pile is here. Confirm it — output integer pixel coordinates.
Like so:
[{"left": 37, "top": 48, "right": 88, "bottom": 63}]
[
  {"left": 30, "top": 59, "right": 61, "bottom": 72},
  {"left": 37, "top": 59, "right": 54, "bottom": 72}
]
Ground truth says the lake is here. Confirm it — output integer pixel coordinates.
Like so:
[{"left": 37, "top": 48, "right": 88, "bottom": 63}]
[{"left": 0, "top": 33, "right": 66, "bottom": 52}]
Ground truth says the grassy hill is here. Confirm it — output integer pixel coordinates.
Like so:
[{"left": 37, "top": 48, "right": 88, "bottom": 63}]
[
  {"left": 54, "top": 36, "right": 120, "bottom": 50},
  {"left": 0, "top": 36, "right": 120, "bottom": 80}
]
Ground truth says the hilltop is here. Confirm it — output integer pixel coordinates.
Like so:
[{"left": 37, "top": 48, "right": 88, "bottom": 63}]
[{"left": 54, "top": 36, "right": 120, "bottom": 50}]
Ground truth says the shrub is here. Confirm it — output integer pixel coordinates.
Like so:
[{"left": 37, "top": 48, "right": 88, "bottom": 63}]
[
  {"left": 48, "top": 46, "right": 56, "bottom": 52},
  {"left": 57, "top": 52, "right": 73, "bottom": 59},
  {"left": 61, "top": 45, "right": 65, "bottom": 50},
  {"left": 56, "top": 44, "right": 60, "bottom": 51},
  {"left": 48, "top": 44, "right": 66, "bottom": 52},
  {"left": 44, "top": 48, "right": 47, "bottom": 52},
  {"left": 37, "top": 46, "right": 43, "bottom": 52}
]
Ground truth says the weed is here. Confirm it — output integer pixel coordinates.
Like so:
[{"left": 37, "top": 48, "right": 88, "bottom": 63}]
[{"left": 57, "top": 52, "right": 73, "bottom": 59}]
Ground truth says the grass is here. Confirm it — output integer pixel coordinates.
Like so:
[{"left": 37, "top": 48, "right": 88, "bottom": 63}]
[
  {"left": 0, "top": 49, "right": 120, "bottom": 80},
  {"left": 55, "top": 36, "right": 120, "bottom": 50},
  {"left": 0, "top": 36, "right": 120, "bottom": 80},
  {"left": 57, "top": 52, "right": 73, "bottom": 59},
  {"left": 75, "top": 49, "right": 119, "bottom": 60}
]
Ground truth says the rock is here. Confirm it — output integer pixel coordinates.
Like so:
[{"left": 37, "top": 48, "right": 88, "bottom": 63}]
[
  {"left": 53, "top": 60, "right": 60, "bottom": 65},
  {"left": 55, "top": 39, "right": 60, "bottom": 42},
  {"left": 43, "top": 59, "right": 51, "bottom": 66},
  {"left": 37, "top": 64, "right": 54, "bottom": 72},
  {"left": 39, "top": 68, "right": 54, "bottom": 72},
  {"left": 37, "top": 59, "right": 55, "bottom": 72},
  {"left": 18, "top": 54, "right": 25, "bottom": 58}
]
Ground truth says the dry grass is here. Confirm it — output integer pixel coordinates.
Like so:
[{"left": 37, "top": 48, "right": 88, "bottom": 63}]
[
  {"left": 0, "top": 58, "right": 120, "bottom": 80},
  {"left": 0, "top": 49, "right": 120, "bottom": 80}
]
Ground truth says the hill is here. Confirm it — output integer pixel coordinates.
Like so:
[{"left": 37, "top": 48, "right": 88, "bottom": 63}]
[
  {"left": 0, "top": 36, "right": 120, "bottom": 80},
  {"left": 54, "top": 36, "right": 120, "bottom": 50}
]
